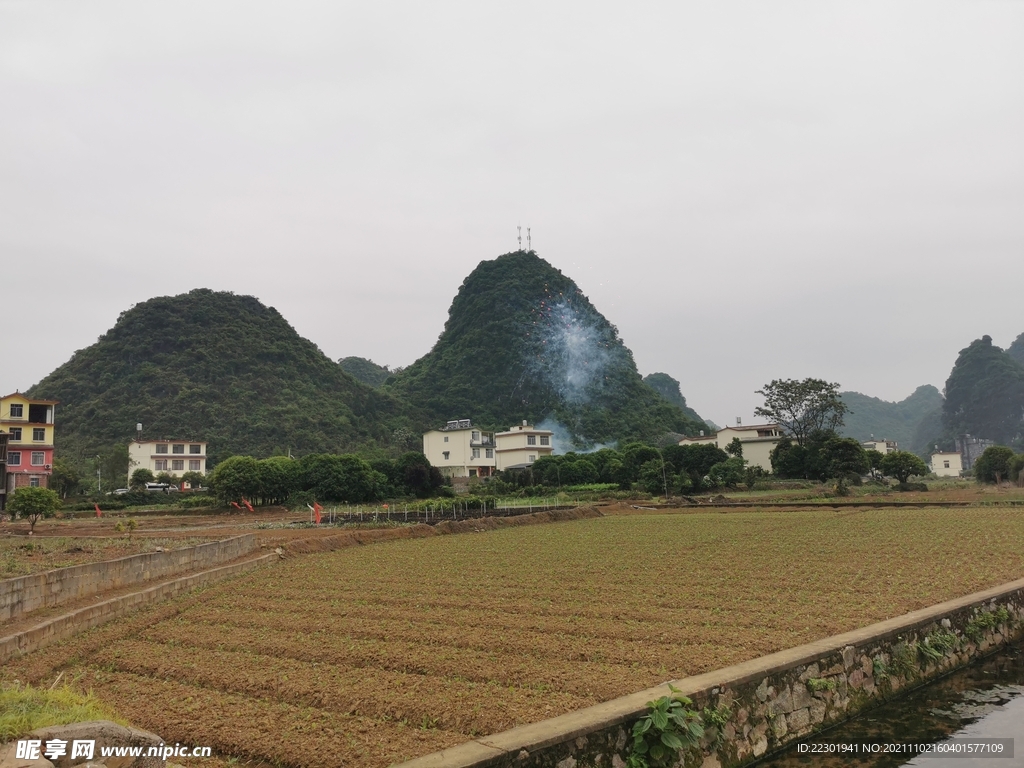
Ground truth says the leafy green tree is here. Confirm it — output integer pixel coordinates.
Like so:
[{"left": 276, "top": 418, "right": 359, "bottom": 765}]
[
  {"left": 562, "top": 458, "right": 599, "bottom": 485},
  {"left": 821, "top": 437, "right": 869, "bottom": 479},
  {"left": 130, "top": 468, "right": 155, "bottom": 489},
  {"left": 210, "top": 455, "right": 261, "bottom": 503},
  {"left": 638, "top": 459, "right": 668, "bottom": 495},
  {"left": 943, "top": 336, "right": 1024, "bottom": 446},
  {"left": 707, "top": 456, "right": 746, "bottom": 488},
  {"left": 973, "top": 446, "right": 1016, "bottom": 484},
  {"left": 880, "top": 450, "right": 929, "bottom": 484},
  {"left": 257, "top": 456, "right": 298, "bottom": 504},
  {"left": 755, "top": 378, "right": 849, "bottom": 445},
  {"left": 180, "top": 470, "right": 206, "bottom": 489},
  {"left": 395, "top": 452, "right": 444, "bottom": 497},
  {"left": 1007, "top": 453, "right": 1024, "bottom": 485},
  {"left": 769, "top": 438, "right": 806, "bottom": 479},
  {"left": 155, "top": 472, "right": 176, "bottom": 486},
  {"left": 298, "top": 454, "right": 381, "bottom": 503},
  {"left": 48, "top": 457, "right": 82, "bottom": 499},
  {"left": 663, "top": 443, "right": 729, "bottom": 488},
  {"left": 865, "top": 449, "right": 884, "bottom": 480},
  {"left": 8, "top": 487, "right": 61, "bottom": 532},
  {"left": 725, "top": 437, "right": 743, "bottom": 457}
]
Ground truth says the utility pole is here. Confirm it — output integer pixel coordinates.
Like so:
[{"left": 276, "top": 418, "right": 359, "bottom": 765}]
[
  {"left": 96, "top": 455, "right": 102, "bottom": 493},
  {"left": 517, "top": 225, "right": 522, "bottom": 251}
]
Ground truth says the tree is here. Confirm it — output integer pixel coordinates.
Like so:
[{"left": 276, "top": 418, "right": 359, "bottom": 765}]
[
  {"left": 8, "top": 487, "right": 61, "bottom": 533},
  {"left": 130, "top": 468, "right": 155, "bottom": 489},
  {"left": 943, "top": 336, "right": 1024, "bottom": 446},
  {"left": 821, "top": 437, "right": 869, "bottom": 479},
  {"left": 725, "top": 437, "right": 743, "bottom": 457},
  {"left": 880, "top": 450, "right": 929, "bottom": 484},
  {"left": 755, "top": 378, "right": 849, "bottom": 445},
  {"left": 638, "top": 458, "right": 668, "bottom": 495},
  {"left": 865, "top": 449, "right": 884, "bottom": 480},
  {"left": 180, "top": 470, "right": 206, "bottom": 489},
  {"left": 210, "top": 455, "right": 261, "bottom": 504},
  {"left": 257, "top": 457, "right": 298, "bottom": 504},
  {"left": 49, "top": 457, "right": 82, "bottom": 499},
  {"left": 973, "top": 446, "right": 1016, "bottom": 484},
  {"left": 707, "top": 456, "right": 746, "bottom": 489},
  {"left": 298, "top": 454, "right": 381, "bottom": 503},
  {"left": 395, "top": 452, "right": 444, "bottom": 498},
  {"left": 155, "top": 472, "right": 176, "bottom": 486}
]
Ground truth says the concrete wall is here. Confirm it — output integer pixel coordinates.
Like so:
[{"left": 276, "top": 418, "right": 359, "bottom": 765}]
[
  {"left": 0, "top": 534, "right": 257, "bottom": 623},
  {"left": 398, "top": 577, "right": 1024, "bottom": 768},
  {"left": 0, "top": 551, "right": 278, "bottom": 663}
]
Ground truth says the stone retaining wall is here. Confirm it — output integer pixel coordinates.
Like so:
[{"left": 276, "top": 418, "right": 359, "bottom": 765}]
[
  {"left": 0, "top": 550, "right": 279, "bottom": 663},
  {"left": 398, "top": 577, "right": 1024, "bottom": 768},
  {"left": 0, "top": 534, "right": 257, "bottom": 623}
]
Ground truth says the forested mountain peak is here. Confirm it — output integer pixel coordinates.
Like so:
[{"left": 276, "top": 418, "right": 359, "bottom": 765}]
[
  {"left": 386, "top": 251, "right": 706, "bottom": 446},
  {"left": 29, "top": 289, "right": 400, "bottom": 462}
]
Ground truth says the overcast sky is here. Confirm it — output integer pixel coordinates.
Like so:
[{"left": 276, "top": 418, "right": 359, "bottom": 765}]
[{"left": 2, "top": 2, "right": 1022, "bottom": 426}]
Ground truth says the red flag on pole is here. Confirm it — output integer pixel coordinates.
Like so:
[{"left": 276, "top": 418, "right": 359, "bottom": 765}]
[
  {"left": 230, "top": 501, "right": 242, "bottom": 510},
  {"left": 313, "top": 502, "right": 322, "bottom": 525},
  {"left": 94, "top": 504, "right": 102, "bottom": 518},
  {"left": 243, "top": 499, "right": 254, "bottom": 513}
]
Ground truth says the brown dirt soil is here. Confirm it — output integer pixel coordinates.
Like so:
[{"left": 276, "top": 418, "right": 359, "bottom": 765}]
[{"left": 5, "top": 506, "right": 1024, "bottom": 768}]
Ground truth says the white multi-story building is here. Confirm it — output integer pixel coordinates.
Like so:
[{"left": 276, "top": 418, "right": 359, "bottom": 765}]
[
  {"left": 128, "top": 439, "right": 208, "bottom": 483},
  {"left": 422, "top": 419, "right": 555, "bottom": 477},
  {"left": 422, "top": 420, "right": 496, "bottom": 478},
  {"left": 862, "top": 439, "right": 898, "bottom": 454},
  {"left": 494, "top": 421, "right": 554, "bottom": 470},
  {"left": 677, "top": 422, "right": 784, "bottom": 472}
]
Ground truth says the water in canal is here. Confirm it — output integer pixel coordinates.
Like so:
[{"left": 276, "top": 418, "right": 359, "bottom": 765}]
[{"left": 754, "top": 641, "right": 1024, "bottom": 768}]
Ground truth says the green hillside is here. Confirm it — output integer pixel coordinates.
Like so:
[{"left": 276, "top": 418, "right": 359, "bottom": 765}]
[
  {"left": 643, "top": 372, "right": 706, "bottom": 424},
  {"left": 338, "top": 356, "right": 392, "bottom": 387},
  {"left": 386, "top": 251, "right": 707, "bottom": 446},
  {"left": 28, "top": 290, "right": 402, "bottom": 463},
  {"left": 839, "top": 385, "right": 943, "bottom": 454},
  {"left": 942, "top": 335, "right": 1024, "bottom": 447}
]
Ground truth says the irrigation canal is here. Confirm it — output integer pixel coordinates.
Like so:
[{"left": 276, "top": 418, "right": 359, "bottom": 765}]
[{"left": 754, "top": 641, "right": 1024, "bottom": 768}]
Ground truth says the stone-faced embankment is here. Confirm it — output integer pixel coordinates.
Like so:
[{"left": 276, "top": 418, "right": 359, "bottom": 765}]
[{"left": 398, "top": 577, "right": 1024, "bottom": 768}]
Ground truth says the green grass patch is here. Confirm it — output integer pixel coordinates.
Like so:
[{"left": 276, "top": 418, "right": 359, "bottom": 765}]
[{"left": 0, "top": 681, "right": 124, "bottom": 741}]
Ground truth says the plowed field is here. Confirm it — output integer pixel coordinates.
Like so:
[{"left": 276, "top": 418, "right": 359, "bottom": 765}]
[{"left": 6, "top": 507, "right": 1024, "bottom": 767}]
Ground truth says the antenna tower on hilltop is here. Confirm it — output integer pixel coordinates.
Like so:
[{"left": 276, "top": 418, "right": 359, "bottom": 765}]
[
  {"left": 517, "top": 225, "right": 522, "bottom": 250},
  {"left": 527, "top": 227, "right": 531, "bottom": 251}
]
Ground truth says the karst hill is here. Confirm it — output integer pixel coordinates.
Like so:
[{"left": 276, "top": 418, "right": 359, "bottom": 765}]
[
  {"left": 385, "top": 250, "right": 707, "bottom": 446},
  {"left": 28, "top": 289, "right": 402, "bottom": 461}
]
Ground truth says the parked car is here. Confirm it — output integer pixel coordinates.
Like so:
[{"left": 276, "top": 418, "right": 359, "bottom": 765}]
[
  {"left": 112, "top": 488, "right": 131, "bottom": 495},
  {"left": 144, "top": 482, "right": 179, "bottom": 493}
]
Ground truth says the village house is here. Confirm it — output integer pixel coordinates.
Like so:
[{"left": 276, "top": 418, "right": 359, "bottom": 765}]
[
  {"left": 128, "top": 438, "right": 209, "bottom": 483},
  {"left": 423, "top": 419, "right": 555, "bottom": 477},
  {"left": 930, "top": 451, "right": 963, "bottom": 478},
  {"left": 677, "top": 421, "right": 784, "bottom": 472},
  {"left": 1, "top": 392, "right": 58, "bottom": 495}
]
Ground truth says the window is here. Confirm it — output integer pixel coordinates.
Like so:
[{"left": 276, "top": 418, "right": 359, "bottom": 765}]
[
  {"left": 172, "top": 460, "right": 184, "bottom": 471},
  {"left": 9, "top": 404, "right": 22, "bottom": 418},
  {"left": 189, "top": 444, "right": 202, "bottom": 454},
  {"left": 172, "top": 444, "right": 185, "bottom": 454},
  {"left": 471, "top": 448, "right": 480, "bottom": 459},
  {"left": 29, "top": 476, "right": 40, "bottom": 487},
  {"left": 486, "top": 449, "right": 493, "bottom": 459},
  {"left": 10, "top": 428, "right": 21, "bottom": 441},
  {"left": 156, "top": 444, "right": 168, "bottom": 454},
  {"left": 527, "top": 435, "right": 537, "bottom": 445},
  {"left": 469, "top": 469, "right": 477, "bottom": 477},
  {"left": 7, "top": 451, "right": 20, "bottom": 466},
  {"left": 540, "top": 436, "right": 550, "bottom": 446},
  {"left": 155, "top": 459, "right": 168, "bottom": 471},
  {"left": 31, "top": 452, "right": 45, "bottom": 466},
  {"left": 528, "top": 454, "right": 536, "bottom": 462},
  {"left": 442, "top": 451, "right": 449, "bottom": 460},
  {"left": 443, "top": 436, "right": 449, "bottom": 443},
  {"left": 33, "top": 428, "right": 45, "bottom": 442},
  {"left": 472, "top": 431, "right": 480, "bottom": 441},
  {"left": 189, "top": 460, "right": 201, "bottom": 471},
  {"left": 944, "top": 461, "right": 950, "bottom": 469}
]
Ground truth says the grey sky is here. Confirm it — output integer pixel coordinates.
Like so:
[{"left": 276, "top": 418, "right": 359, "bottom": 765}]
[{"left": 2, "top": 2, "right": 1022, "bottom": 428}]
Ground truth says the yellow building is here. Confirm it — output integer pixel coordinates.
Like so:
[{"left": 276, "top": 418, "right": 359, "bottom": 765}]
[
  {"left": 930, "top": 451, "right": 963, "bottom": 477},
  {"left": 494, "top": 422, "right": 555, "bottom": 470},
  {"left": 678, "top": 423, "right": 783, "bottom": 472},
  {"left": 1, "top": 392, "right": 58, "bottom": 494},
  {"left": 128, "top": 438, "right": 209, "bottom": 484},
  {"left": 422, "top": 419, "right": 496, "bottom": 478}
]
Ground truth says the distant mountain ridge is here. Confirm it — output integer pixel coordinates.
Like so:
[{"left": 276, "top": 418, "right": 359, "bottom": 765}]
[{"left": 839, "top": 385, "right": 943, "bottom": 456}]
